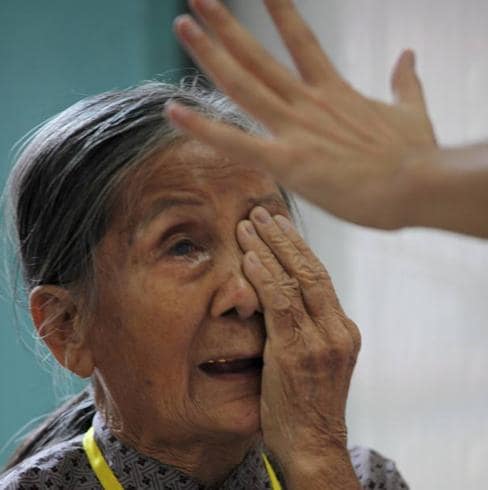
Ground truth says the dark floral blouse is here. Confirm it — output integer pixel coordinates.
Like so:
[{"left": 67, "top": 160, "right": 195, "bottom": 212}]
[{"left": 0, "top": 412, "right": 409, "bottom": 489}]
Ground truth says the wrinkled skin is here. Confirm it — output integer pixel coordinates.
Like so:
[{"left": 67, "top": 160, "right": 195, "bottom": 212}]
[
  {"left": 34, "top": 139, "right": 360, "bottom": 487},
  {"left": 90, "top": 139, "right": 361, "bottom": 486}
]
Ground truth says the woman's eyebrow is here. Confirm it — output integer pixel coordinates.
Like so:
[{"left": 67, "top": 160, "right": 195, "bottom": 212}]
[
  {"left": 142, "top": 193, "right": 286, "bottom": 228},
  {"left": 131, "top": 196, "right": 206, "bottom": 242},
  {"left": 130, "top": 192, "right": 288, "bottom": 244}
]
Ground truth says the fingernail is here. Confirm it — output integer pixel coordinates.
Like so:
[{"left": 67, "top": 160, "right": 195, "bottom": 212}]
[
  {"left": 252, "top": 207, "right": 271, "bottom": 224},
  {"left": 175, "top": 14, "right": 203, "bottom": 39},
  {"left": 274, "top": 215, "right": 292, "bottom": 231},
  {"left": 243, "top": 220, "right": 255, "bottom": 235}
]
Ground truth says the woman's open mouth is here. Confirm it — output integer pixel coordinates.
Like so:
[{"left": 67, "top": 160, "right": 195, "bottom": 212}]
[{"left": 199, "top": 356, "right": 263, "bottom": 377}]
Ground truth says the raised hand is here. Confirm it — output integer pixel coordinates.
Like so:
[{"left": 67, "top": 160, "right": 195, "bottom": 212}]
[
  {"left": 168, "top": 0, "right": 438, "bottom": 231},
  {"left": 237, "top": 207, "right": 361, "bottom": 489}
]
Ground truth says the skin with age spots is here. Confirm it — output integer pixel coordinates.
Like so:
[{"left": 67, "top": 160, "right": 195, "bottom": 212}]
[
  {"left": 87, "top": 140, "right": 292, "bottom": 484},
  {"left": 31, "top": 134, "right": 361, "bottom": 488}
]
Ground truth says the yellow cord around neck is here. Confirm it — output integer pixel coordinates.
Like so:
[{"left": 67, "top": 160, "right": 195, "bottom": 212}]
[{"left": 82, "top": 427, "right": 282, "bottom": 490}]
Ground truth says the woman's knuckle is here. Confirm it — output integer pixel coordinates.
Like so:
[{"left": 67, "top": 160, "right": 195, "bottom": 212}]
[
  {"left": 271, "top": 295, "right": 291, "bottom": 315},
  {"left": 307, "top": 342, "right": 327, "bottom": 361},
  {"left": 268, "top": 233, "right": 288, "bottom": 249},
  {"left": 282, "top": 276, "right": 301, "bottom": 296},
  {"left": 299, "top": 262, "right": 325, "bottom": 284},
  {"left": 324, "top": 345, "right": 345, "bottom": 366},
  {"left": 324, "top": 334, "right": 355, "bottom": 364},
  {"left": 343, "top": 318, "right": 361, "bottom": 345},
  {"left": 349, "top": 319, "right": 361, "bottom": 340}
]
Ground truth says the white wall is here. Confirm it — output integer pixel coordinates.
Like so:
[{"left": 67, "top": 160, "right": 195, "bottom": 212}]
[{"left": 228, "top": 1, "right": 488, "bottom": 488}]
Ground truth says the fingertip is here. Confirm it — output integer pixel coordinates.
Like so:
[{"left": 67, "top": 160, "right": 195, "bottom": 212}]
[
  {"left": 241, "top": 219, "right": 256, "bottom": 236},
  {"left": 164, "top": 101, "right": 194, "bottom": 131},
  {"left": 173, "top": 14, "right": 202, "bottom": 41},
  {"left": 397, "top": 48, "right": 415, "bottom": 71},
  {"left": 173, "top": 14, "right": 188, "bottom": 33},
  {"left": 391, "top": 48, "right": 427, "bottom": 111},
  {"left": 395, "top": 48, "right": 416, "bottom": 72},
  {"left": 403, "top": 48, "right": 416, "bottom": 69},
  {"left": 390, "top": 49, "right": 416, "bottom": 95},
  {"left": 236, "top": 220, "right": 255, "bottom": 248},
  {"left": 164, "top": 100, "right": 180, "bottom": 117}
]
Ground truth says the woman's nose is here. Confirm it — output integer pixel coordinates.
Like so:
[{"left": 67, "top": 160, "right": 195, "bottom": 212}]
[{"left": 210, "top": 270, "right": 261, "bottom": 320}]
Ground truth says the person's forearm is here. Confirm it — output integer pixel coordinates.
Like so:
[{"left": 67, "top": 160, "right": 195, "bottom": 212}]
[{"left": 404, "top": 143, "right": 488, "bottom": 238}]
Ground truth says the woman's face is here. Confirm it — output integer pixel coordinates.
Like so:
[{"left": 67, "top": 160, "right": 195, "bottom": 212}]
[{"left": 89, "top": 140, "right": 291, "bottom": 447}]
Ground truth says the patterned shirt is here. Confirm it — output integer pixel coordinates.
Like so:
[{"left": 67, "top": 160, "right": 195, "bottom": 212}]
[{"left": 0, "top": 412, "right": 409, "bottom": 489}]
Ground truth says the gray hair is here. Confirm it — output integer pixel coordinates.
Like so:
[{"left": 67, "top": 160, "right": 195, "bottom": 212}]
[{"left": 6, "top": 80, "right": 267, "bottom": 309}]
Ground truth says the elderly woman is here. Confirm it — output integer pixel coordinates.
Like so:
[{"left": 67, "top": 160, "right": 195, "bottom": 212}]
[{"left": 0, "top": 82, "right": 408, "bottom": 489}]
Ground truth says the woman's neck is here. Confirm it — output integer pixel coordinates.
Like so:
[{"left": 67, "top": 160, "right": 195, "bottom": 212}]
[
  {"left": 95, "top": 398, "right": 259, "bottom": 486},
  {"left": 116, "top": 429, "right": 258, "bottom": 486}
]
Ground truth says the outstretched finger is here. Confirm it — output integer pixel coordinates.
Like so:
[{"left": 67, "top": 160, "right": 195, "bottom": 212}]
[
  {"left": 165, "top": 101, "right": 286, "bottom": 174},
  {"left": 264, "top": 0, "right": 342, "bottom": 86},
  {"left": 189, "top": 0, "right": 303, "bottom": 102},
  {"left": 174, "top": 15, "right": 293, "bottom": 132},
  {"left": 391, "top": 49, "right": 429, "bottom": 113}
]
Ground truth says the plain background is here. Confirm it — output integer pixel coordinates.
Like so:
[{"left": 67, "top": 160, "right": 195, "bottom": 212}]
[
  {"left": 0, "top": 0, "right": 189, "bottom": 467},
  {"left": 228, "top": 1, "right": 488, "bottom": 489}
]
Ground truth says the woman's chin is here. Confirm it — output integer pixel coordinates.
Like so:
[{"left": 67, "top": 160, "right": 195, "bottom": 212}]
[{"left": 211, "top": 393, "right": 261, "bottom": 439}]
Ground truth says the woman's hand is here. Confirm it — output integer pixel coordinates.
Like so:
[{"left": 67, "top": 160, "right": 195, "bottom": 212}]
[
  {"left": 237, "top": 207, "right": 361, "bottom": 489},
  {"left": 168, "top": 0, "right": 438, "bottom": 231}
]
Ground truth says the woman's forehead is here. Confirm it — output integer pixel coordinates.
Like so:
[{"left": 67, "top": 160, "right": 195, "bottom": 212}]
[
  {"left": 136, "top": 140, "right": 282, "bottom": 206},
  {"left": 112, "top": 140, "right": 288, "bottom": 236}
]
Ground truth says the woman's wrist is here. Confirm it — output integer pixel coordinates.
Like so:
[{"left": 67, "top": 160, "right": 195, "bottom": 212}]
[{"left": 282, "top": 444, "right": 360, "bottom": 490}]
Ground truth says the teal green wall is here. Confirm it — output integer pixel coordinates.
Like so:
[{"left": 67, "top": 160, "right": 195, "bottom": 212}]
[{"left": 0, "top": 0, "right": 190, "bottom": 467}]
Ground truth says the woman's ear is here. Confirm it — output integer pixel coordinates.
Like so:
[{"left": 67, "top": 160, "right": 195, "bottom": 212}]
[{"left": 29, "top": 285, "right": 94, "bottom": 378}]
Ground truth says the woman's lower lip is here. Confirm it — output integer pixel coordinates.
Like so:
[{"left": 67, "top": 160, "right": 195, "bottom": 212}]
[{"left": 199, "top": 366, "right": 262, "bottom": 381}]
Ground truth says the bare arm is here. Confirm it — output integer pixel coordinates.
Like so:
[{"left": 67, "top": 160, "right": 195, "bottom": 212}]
[
  {"left": 167, "top": 0, "right": 488, "bottom": 238},
  {"left": 402, "top": 144, "right": 488, "bottom": 238}
]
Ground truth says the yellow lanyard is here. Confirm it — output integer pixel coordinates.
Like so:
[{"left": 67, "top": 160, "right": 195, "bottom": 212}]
[{"left": 83, "top": 427, "right": 282, "bottom": 490}]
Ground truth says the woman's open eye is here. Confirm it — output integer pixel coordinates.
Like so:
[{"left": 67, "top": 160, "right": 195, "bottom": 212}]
[{"left": 168, "top": 239, "right": 199, "bottom": 257}]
